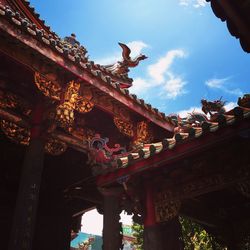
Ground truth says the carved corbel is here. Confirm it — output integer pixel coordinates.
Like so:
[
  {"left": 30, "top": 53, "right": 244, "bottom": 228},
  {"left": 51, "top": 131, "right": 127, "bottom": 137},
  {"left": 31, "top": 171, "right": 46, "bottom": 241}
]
[
  {"left": 1, "top": 120, "right": 30, "bottom": 145},
  {"left": 155, "top": 199, "right": 181, "bottom": 223},
  {"left": 132, "top": 121, "right": 154, "bottom": 149},
  {"left": 34, "top": 72, "right": 61, "bottom": 101},
  {"left": 34, "top": 73, "right": 94, "bottom": 130},
  {"left": 113, "top": 116, "right": 135, "bottom": 138},
  {"left": 0, "top": 91, "right": 31, "bottom": 116}
]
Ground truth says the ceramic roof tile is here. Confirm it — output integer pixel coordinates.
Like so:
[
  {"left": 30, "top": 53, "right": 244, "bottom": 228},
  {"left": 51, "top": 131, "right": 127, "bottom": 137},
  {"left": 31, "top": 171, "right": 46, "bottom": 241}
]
[{"left": 93, "top": 103, "right": 250, "bottom": 175}]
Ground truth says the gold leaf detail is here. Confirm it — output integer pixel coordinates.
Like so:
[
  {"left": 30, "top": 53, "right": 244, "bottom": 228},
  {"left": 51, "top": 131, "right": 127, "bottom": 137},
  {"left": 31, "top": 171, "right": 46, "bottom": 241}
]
[
  {"left": 114, "top": 117, "right": 134, "bottom": 137},
  {"left": 34, "top": 72, "right": 61, "bottom": 100},
  {"left": 1, "top": 120, "right": 30, "bottom": 145}
]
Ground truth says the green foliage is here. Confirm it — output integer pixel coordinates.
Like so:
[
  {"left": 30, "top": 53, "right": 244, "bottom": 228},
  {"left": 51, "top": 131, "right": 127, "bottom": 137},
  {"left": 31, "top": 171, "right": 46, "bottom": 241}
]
[
  {"left": 132, "top": 218, "right": 227, "bottom": 250},
  {"left": 180, "top": 217, "right": 225, "bottom": 250},
  {"left": 131, "top": 223, "right": 144, "bottom": 250}
]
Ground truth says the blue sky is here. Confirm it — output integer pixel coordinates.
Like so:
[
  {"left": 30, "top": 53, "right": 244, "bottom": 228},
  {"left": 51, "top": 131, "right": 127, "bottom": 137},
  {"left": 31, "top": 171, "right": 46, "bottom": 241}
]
[{"left": 30, "top": 0, "right": 250, "bottom": 116}]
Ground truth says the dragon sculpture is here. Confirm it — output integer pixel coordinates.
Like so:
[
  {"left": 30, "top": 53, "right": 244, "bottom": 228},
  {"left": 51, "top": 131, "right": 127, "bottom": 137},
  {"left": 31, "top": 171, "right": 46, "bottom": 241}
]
[
  {"left": 171, "top": 97, "right": 227, "bottom": 133},
  {"left": 201, "top": 98, "right": 226, "bottom": 118},
  {"left": 105, "top": 43, "right": 147, "bottom": 75}
]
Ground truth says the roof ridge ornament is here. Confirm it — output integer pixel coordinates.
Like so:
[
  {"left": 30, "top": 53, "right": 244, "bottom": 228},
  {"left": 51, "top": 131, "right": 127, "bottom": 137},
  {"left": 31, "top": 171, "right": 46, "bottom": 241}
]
[{"left": 104, "top": 42, "right": 148, "bottom": 77}]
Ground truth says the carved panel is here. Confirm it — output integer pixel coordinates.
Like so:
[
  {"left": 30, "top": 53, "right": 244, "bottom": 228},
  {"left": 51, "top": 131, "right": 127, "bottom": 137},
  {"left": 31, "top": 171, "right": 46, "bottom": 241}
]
[
  {"left": 0, "top": 91, "right": 31, "bottom": 116},
  {"left": 54, "top": 80, "right": 94, "bottom": 129},
  {"left": 154, "top": 192, "right": 181, "bottom": 223},
  {"left": 133, "top": 121, "right": 154, "bottom": 146},
  {"left": 114, "top": 116, "right": 134, "bottom": 138},
  {"left": 44, "top": 138, "right": 67, "bottom": 156},
  {"left": 34, "top": 72, "right": 61, "bottom": 100},
  {"left": 1, "top": 120, "right": 30, "bottom": 145}
]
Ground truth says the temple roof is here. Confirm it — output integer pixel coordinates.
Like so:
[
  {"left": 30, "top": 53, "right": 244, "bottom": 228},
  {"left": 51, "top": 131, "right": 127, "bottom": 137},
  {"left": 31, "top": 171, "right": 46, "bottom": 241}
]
[{"left": 96, "top": 95, "right": 250, "bottom": 186}]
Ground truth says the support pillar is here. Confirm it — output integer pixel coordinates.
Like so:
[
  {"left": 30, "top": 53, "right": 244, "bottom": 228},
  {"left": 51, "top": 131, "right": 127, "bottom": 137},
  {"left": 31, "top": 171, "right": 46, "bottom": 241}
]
[
  {"left": 143, "top": 181, "right": 162, "bottom": 250},
  {"left": 159, "top": 217, "right": 184, "bottom": 250},
  {"left": 33, "top": 193, "right": 72, "bottom": 250},
  {"left": 103, "top": 191, "right": 122, "bottom": 250},
  {"left": 9, "top": 102, "right": 45, "bottom": 250}
]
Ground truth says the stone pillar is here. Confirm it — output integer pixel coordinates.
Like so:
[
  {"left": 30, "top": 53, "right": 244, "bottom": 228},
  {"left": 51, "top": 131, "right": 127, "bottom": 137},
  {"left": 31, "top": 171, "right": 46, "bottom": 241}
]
[
  {"left": 9, "top": 103, "right": 45, "bottom": 250},
  {"left": 103, "top": 192, "right": 122, "bottom": 250},
  {"left": 143, "top": 181, "right": 162, "bottom": 250}
]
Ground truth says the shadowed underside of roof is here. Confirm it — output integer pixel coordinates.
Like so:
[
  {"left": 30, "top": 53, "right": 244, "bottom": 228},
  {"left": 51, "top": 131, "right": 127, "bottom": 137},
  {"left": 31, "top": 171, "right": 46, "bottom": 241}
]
[{"left": 206, "top": 0, "right": 250, "bottom": 53}]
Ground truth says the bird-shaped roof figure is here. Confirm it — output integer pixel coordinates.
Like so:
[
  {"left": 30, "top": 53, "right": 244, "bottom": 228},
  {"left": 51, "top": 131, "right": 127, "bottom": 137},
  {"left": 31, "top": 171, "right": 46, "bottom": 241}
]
[{"left": 104, "top": 43, "right": 148, "bottom": 75}]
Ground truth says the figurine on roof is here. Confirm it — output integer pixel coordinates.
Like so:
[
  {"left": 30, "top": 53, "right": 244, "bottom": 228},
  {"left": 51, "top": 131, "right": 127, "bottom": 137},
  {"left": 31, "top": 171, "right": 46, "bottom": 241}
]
[
  {"left": 201, "top": 98, "right": 226, "bottom": 120},
  {"left": 62, "top": 33, "right": 88, "bottom": 58},
  {"left": 105, "top": 42, "right": 148, "bottom": 75}
]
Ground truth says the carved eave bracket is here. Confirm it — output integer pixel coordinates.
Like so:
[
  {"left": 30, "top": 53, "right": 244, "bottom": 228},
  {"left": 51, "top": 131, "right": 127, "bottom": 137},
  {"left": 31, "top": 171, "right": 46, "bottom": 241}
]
[
  {"left": 113, "top": 117, "right": 154, "bottom": 149},
  {"left": 0, "top": 88, "right": 68, "bottom": 155},
  {"left": 88, "top": 134, "right": 127, "bottom": 176},
  {"left": 34, "top": 72, "right": 94, "bottom": 130}
]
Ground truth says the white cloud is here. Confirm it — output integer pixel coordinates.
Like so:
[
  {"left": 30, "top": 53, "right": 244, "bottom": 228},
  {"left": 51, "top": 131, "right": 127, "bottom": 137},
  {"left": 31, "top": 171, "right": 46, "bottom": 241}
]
[
  {"left": 178, "top": 106, "right": 202, "bottom": 118},
  {"left": 205, "top": 77, "right": 229, "bottom": 88},
  {"left": 94, "top": 40, "right": 148, "bottom": 65},
  {"left": 130, "top": 49, "right": 188, "bottom": 100},
  {"left": 163, "top": 73, "right": 187, "bottom": 99},
  {"left": 129, "top": 77, "right": 151, "bottom": 94},
  {"left": 148, "top": 50, "right": 185, "bottom": 84},
  {"left": 205, "top": 77, "right": 243, "bottom": 96},
  {"left": 193, "top": 0, "right": 207, "bottom": 8},
  {"left": 179, "top": 0, "right": 189, "bottom": 6},
  {"left": 179, "top": 0, "right": 207, "bottom": 8},
  {"left": 224, "top": 101, "right": 237, "bottom": 111},
  {"left": 95, "top": 52, "right": 121, "bottom": 65},
  {"left": 177, "top": 101, "right": 237, "bottom": 119},
  {"left": 126, "top": 41, "right": 148, "bottom": 58}
]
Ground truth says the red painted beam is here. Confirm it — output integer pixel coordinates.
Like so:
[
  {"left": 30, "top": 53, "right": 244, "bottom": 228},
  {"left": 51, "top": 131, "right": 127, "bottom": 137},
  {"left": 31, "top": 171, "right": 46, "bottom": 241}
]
[
  {"left": 96, "top": 121, "right": 250, "bottom": 186},
  {"left": 144, "top": 181, "right": 157, "bottom": 227}
]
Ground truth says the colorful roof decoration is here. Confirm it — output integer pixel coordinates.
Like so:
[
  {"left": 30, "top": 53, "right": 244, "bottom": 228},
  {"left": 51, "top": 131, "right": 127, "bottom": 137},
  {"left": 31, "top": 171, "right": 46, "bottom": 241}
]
[{"left": 95, "top": 94, "right": 250, "bottom": 184}]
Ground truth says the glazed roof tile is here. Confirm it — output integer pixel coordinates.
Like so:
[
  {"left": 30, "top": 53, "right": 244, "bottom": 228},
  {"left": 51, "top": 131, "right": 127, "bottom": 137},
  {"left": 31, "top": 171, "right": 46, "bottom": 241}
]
[{"left": 103, "top": 105, "right": 250, "bottom": 172}]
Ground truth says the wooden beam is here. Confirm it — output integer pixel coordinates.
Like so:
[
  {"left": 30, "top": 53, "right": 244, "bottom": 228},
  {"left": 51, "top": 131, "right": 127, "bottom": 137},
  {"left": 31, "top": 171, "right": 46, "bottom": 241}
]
[
  {"left": 97, "top": 121, "right": 250, "bottom": 186},
  {"left": 0, "top": 107, "right": 88, "bottom": 153}
]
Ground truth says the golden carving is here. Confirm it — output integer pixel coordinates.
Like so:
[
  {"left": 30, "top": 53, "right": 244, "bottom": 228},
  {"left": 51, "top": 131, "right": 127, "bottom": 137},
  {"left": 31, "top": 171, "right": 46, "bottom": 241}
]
[
  {"left": 0, "top": 120, "right": 30, "bottom": 145},
  {"left": 55, "top": 81, "right": 94, "bottom": 128},
  {"left": 155, "top": 196, "right": 181, "bottom": 223},
  {"left": 0, "top": 120, "right": 67, "bottom": 155},
  {"left": 114, "top": 116, "right": 134, "bottom": 137},
  {"left": 0, "top": 91, "right": 31, "bottom": 116},
  {"left": 34, "top": 72, "right": 61, "bottom": 100},
  {"left": 133, "top": 121, "right": 153, "bottom": 147},
  {"left": 44, "top": 138, "right": 67, "bottom": 156},
  {"left": 55, "top": 102, "right": 75, "bottom": 128},
  {"left": 75, "top": 98, "right": 94, "bottom": 113},
  {"left": 0, "top": 91, "right": 18, "bottom": 109}
]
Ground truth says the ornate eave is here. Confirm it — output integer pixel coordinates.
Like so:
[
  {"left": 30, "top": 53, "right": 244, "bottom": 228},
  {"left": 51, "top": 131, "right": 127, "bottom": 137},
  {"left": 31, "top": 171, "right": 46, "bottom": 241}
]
[
  {"left": 96, "top": 96, "right": 250, "bottom": 186},
  {"left": 0, "top": 3, "right": 174, "bottom": 133}
]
